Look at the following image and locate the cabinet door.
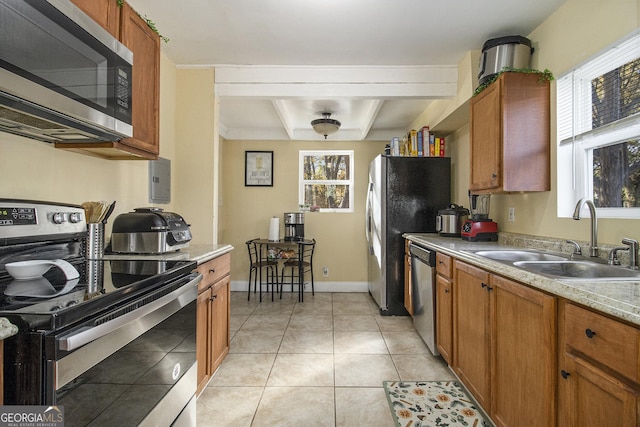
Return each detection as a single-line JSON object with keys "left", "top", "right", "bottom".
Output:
{"left": 559, "top": 355, "right": 639, "bottom": 427}
{"left": 491, "top": 275, "right": 557, "bottom": 427}
{"left": 435, "top": 274, "right": 453, "bottom": 364}
{"left": 470, "top": 81, "right": 501, "bottom": 191}
{"left": 210, "top": 276, "right": 230, "bottom": 373}
{"left": 454, "top": 261, "right": 491, "bottom": 410}
{"left": 119, "top": 2, "right": 160, "bottom": 156}
{"left": 196, "top": 287, "right": 212, "bottom": 395}
{"left": 69, "top": 0, "right": 119, "bottom": 37}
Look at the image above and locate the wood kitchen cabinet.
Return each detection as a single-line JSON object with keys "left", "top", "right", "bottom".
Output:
{"left": 454, "top": 260, "right": 492, "bottom": 410}
{"left": 58, "top": 1, "right": 160, "bottom": 160}
{"left": 435, "top": 253, "right": 453, "bottom": 364}
{"left": 68, "top": 0, "right": 119, "bottom": 37}
{"left": 196, "top": 253, "right": 231, "bottom": 395}
{"left": 490, "top": 274, "right": 556, "bottom": 427}
{"left": 469, "top": 72, "right": 550, "bottom": 193}
{"left": 558, "top": 301, "right": 640, "bottom": 426}
{"left": 453, "top": 260, "right": 557, "bottom": 426}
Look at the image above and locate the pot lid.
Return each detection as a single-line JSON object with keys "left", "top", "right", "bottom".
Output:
{"left": 438, "top": 204, "right": 469, "bottom": 215}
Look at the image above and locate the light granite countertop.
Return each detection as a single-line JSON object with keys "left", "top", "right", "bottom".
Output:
{"left": 404, "top": 233, "right": 640, "bottom": 327}
{"left": 0, "top": 317, "right": 19, "bottom": 340}
{"left": 103, "top": 243, "right": 234, "bottom": 265}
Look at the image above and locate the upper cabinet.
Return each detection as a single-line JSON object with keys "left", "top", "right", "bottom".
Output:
{"left": 469, "top": 73, "right": 550, "bottom": 193}
{"left": 67, "top": 0, "right": 119, "bottom": 37}
{"left": 58, "top": 1, "right": 160, "bottom": 160}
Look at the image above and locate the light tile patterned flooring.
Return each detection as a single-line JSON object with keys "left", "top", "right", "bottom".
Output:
{"left": 196, "top": 291, "right": 455, "bottom": 426}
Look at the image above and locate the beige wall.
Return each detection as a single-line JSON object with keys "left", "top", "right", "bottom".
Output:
{"left": 220, "top": 139, "right": 386, "bottom": 285}
{"left": 429, "top": 0, "right": 640, "bottom": 248}
{"left": 172, "top": 67, "right": 218, "bottom": 245}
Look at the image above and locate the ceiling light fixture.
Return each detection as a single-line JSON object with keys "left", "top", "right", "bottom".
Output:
{"left": 311, "top": 112, "right": 341, "bottom": 139}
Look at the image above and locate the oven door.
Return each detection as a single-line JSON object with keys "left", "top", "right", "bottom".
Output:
{"left": 51, "top": 272, "right": 201, "bottom": 426}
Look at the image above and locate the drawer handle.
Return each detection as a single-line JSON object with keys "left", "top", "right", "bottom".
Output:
{"left": 560, "top": 370, "right": 570, "bottom": 379}
{"left": 481, "top": 283, "right": 487, "bottom": 288}
{"left": 444, "top": 289, "right": 449, "bottom": 294}
{"left": 209, "top": 268, "right": 216, "bottom": 273}
{"left": 585, "top": 328, "right": 596, "bottom": 339}
{"left": 439, "top": 260, "right": 444, "bottom": 265}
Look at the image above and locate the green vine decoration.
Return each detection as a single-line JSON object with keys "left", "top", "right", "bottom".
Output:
{"left": 474, "top": 67, "right": 554, "bottom": 96}
{"left": 141, "top": 15, "right": 170, "bottom": 43}
{"left": 115, "top": 0, "right": 169, "bottom": 43}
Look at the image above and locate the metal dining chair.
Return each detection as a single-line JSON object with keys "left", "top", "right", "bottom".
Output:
{"left": 246, "top": 238, "right": 279, "bottom": 301}
{"left": 280, "top": 239, "right": 316, "bottom": 299}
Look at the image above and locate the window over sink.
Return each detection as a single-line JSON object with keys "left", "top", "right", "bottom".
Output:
{"left": 299, "top": 150, "right": 354, "bottom": 213}
{"left": 557, "top": 31, "right": 640, "bottom": 218}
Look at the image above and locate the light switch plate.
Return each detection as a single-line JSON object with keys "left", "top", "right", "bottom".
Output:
{"left": 149, "top": 157, "right": 171, "bottom": 204}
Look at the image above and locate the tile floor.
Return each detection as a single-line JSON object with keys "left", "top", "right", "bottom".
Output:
{"left": 196, "top": 291, "right": 456, "bottom": 426}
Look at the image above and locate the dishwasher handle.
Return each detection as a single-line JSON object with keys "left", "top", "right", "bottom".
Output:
{"left": 409, "top": 243, "right": 436, "bottom": 266}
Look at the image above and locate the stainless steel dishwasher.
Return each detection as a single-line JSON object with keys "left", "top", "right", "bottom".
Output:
{"left": 410, "top": 243, "right": 439, "bottom": 356}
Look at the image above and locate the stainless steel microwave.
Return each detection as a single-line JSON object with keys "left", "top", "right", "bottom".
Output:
{"left": 0, "top": 0, "right": 133, "bottom": 143}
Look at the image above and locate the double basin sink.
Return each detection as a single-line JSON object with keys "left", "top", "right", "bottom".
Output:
{"left": 470, "top": 249, "right": 640, "bottom": 281}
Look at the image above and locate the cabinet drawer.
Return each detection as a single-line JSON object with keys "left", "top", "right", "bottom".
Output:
{"left": 436, "top": 253, "right": 452, "bottom": 278}
{"left": 197, "top": 253, "right": 231, "bottom": 292}
{"left": 563, "top": 302, "right": 639, "bottom": 382}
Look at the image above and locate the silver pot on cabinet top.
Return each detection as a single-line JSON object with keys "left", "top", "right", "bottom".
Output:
{"left": 436, "top": 204, "right": 469, "bottom": 237}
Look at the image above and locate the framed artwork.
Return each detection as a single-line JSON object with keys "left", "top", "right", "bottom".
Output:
{"left": 245, "top": 151, "right": 273, "bottom": 186}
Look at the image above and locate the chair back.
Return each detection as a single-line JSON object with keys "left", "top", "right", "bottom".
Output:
{"left": 245, "top": 238, "right": 260, "bottom": 265}
{"left": 300, "top": 239, "right": 316, "bottom": 264}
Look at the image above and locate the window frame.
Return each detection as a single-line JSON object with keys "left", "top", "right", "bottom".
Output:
{"left": 556, "top": 30, "right": 640, "bottom": 219}
{"left": 298, "top": 150, "right": 354, "bottom": 213}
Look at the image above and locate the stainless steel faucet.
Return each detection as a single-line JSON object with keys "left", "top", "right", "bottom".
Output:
{"left": 622, "top": 238, "right": 639, "bottom": 270}
{"left": 573, "top": 198, "right": 598, "bottom": 257}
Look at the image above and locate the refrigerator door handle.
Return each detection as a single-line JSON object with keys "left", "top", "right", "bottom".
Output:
{"left": 365, "top": 182, "right": 373, "bottom": 253}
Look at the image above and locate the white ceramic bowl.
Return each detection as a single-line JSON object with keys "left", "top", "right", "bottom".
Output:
{"left": 5, "top": 260, "right": 53, "bottom": 280}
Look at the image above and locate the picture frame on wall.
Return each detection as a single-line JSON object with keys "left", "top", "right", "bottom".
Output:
{"left": 245, "top": 151, "right": 274, "bottom": 186}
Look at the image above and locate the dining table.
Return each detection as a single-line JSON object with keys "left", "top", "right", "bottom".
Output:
{"left": 253, "top": 238, "right": 314, "bottom": 302}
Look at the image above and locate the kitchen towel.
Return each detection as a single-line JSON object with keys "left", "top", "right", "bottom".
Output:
{"left": 268, "top": 216, "right": 280, "bottom": 241}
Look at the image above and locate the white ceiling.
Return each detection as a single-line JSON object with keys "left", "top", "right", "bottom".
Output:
{"left": 126, "top": 0, "right": 566, "bottom": 141}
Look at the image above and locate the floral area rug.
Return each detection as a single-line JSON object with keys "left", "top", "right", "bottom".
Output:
{"left": 383, "top": 381, "right": 489, "bottom": 427}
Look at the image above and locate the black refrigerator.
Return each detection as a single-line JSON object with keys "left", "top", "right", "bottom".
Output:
{"left": 365, "top": 154, "right": 451, "bottom": 315}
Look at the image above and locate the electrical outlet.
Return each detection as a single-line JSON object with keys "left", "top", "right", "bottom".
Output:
{"left": 508, "top": 207, "right": 516, "bottom": 222}
{"left": 322, "top": 266, "right": 329, "bottom": 277}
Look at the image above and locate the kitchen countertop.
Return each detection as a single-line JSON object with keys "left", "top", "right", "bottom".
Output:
{"left": 103, "top": 243, "right": 234, "bottom": 265}
{"left": 0, "top": 317, "right": 19, "bottom": 340}
{"left": 405, "top": 233, "right": 640, "bottom": 327}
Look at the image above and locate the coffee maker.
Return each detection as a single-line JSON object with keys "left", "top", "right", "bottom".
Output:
{"left": 284, "top": 212, "right": 305, "bottom": 241}
{"left": 461, "top": 191, "right": 498, "bottom": 241}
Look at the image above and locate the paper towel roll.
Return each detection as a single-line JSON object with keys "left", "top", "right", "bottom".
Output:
{"left": 268, "top": 217, "right": 280, "bottom": 241}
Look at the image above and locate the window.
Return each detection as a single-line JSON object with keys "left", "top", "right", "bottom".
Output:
{"left": 299, "top": 150, "right": 354, "bottom": 212}
{"left": 557, "top": 31, "right": 640, "bottom": 218}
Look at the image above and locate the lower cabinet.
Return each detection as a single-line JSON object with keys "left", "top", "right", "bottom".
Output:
{"left": 196, "top": 253, "right": 231, "bottom": 395}
{"left": 454, "top": 261, "right": 492, "bottom": 410}
{"left": 435, "top": 273, "right": 453, "bottom": 364}
{"left": 558, "top": 301, "right": 640, "bottom": 426}
{"left": 490, "top": 274, "right": 556, "bottom": 427}
{"left": 453, "top": 260, "right": 556, "bottom": 427}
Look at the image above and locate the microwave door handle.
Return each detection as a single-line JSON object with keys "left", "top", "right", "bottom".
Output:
{"left": 57, "top": 273, "right": 202, "bottom": 351}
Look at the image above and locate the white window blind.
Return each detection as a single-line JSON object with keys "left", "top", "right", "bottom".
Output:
{"left": 558, "top": 31, "right": 640, "bottom": 146}
{"left": 556, "top": 30, "right": 640, "bottom": 218}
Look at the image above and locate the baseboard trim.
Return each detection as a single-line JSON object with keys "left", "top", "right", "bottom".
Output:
{"left": 230, "top": 280, "right": 368, "bottom": 293}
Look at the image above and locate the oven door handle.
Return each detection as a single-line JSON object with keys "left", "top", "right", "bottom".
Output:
{"left": 57, "top": 272, "right": 202, "bottom": 351}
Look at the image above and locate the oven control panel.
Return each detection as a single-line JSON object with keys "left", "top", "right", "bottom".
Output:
{"left": 0, "top": 199, "right": 86, "bottom": 240}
